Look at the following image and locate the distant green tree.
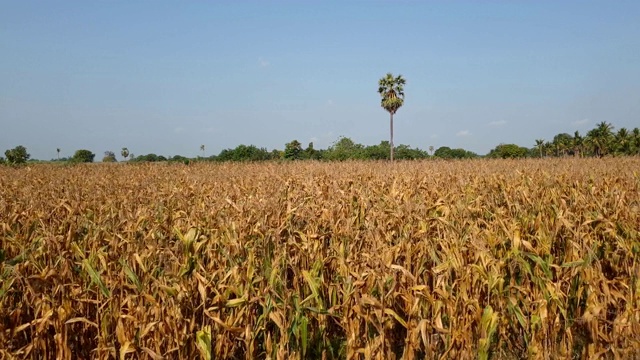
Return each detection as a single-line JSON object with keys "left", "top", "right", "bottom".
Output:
{"left": 394, "top": 144, "right": 429, "bottom": 160}
{"left": 102, "top": 151, "right": 117, "bottom": 162}
{"left": 72, "top": 149, "right": 95, "bottom": 163}
{"left": 0, "top": 157, "right": 5, "bottom": 165}
{"left": 633, "top": 128, "right": 640, "bottom": 155}
{"left": 270, "top": 149, "right": 283, "bottom": 160}
{"left": 217, "top": 149, "right": 232, "bottom": 161}
{"left": 5, "top": 145, "right": 30, "bottom": 165}
{"left": 57, "top": 148, "right": 61, "bottom": 160}
{"left": 132, "top": 153, "right": 169, "bottom": 162}
{"left": 552, "top": 133, "right": 573, "bottom": 156}
{"left": 363, "top": 141, "right": 390, "bottom": 160}
{"left": 543, "top": 141, "right": 552, "bottom": 158}
{"left": 359, "top": 142, "right": 428, "bottom": 160}
{"left": 433, "top": 146, "right": 452, "bottom": 158}
{"left": 526, "top": 147, "right": 540, "bottom": 158}
{"left": 487, "top": 144, "right": 528, "bottom": 159}
{"left": 216, "top": 145, "right": 272, "bottom": 162}
{"left": 169, "top": 155, "right": 189, "bottom": 164}
{"left": 378, "top": 73, "right": 406, "bottom": 161}
{"left": 615, "top": 128, "right": 631, "bottom": 155}
{"left": 121, "top": 147, "right": 130, "bottom": 161}
{"left": 453, "top": 148, "right": 477, "bottom": 159}
{"left": 535, "top": 139, "right": 545, "bottom": 158}
{"left": 572, "top": 131, "right": 584, "bottom": 157}
{"left": 586, "top": 121, "right": 614, "bottom": 157}
{"left": 284, "top": 140, "right": 303, "bottom": 160}
{"left": 200, "top": 145, "right": 205, "bottom": 157}
{"left": 434, "top": 146, "right": 477, "bottom": 159}
{"left": 325, "top": 137, "right": 365, "bottom": 161}
{"left": 304, "top": 142, "right": 322, "bottom": 160}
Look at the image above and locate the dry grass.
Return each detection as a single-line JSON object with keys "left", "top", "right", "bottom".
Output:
{"left": 1, "top": 158, "right": 639, "bottom": 359}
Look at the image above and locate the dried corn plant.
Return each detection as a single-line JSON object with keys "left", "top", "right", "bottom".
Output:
{"left": 1, "top": 158, "right": 639, "bottom": 359}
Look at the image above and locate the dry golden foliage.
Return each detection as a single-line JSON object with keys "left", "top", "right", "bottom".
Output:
{"left": 1, "top": 158, "right": 639, "bottom": 359}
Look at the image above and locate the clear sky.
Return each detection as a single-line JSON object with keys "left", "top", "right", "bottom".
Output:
{"left": 1, "top": 1, "right": 639, "bottom": 160}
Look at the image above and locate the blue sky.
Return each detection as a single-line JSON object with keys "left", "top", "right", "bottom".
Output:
{"left": 1, "top": 1, "right": 639, "bottom": 160}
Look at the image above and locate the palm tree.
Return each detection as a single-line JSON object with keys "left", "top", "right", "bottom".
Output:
{"left": 615, "top": 128, "right": 630, "bottom": 155}
{"left": 587, "top": 121, "right": 614, "bottom": 157}
{"left": 56, "top": 148, "right": 60, "bottom": 160}
{"left": 543, "top": 141, "right": 553, "bottom": 157}
{"left": 535, "top": 139, "right": 544, "bottom": 158}
{"left": 552, "top": 133, "right": 573, "bottom": 157}
{"left": 573, "top": 131, "right": 583, "bottom": 157}
{"left": 200, "top": 145, "right": 205, "bottom": 158}
{"left": 121, "top": 147, "right": 129, "bottom": 161}
{"left": 378, "top": 73, "right": 406, "bottom": 161}
{"left": 633, "top": 128, "right": 640, "bottom": 155}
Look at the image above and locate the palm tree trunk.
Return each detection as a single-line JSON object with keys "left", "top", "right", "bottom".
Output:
{"left": 390, "top": 112, "right": 394, "bottom": 161}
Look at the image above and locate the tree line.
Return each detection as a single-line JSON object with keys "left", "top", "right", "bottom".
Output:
{"left": 1, "top": 121, "right": 638, "bottom": 166}
{"left": 487, "top": 122, "right": 639, "bottom": 158}
{"left": 3, "top": 72, "right": 637, "bottom": 165}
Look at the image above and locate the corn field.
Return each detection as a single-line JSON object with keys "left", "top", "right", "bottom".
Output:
{"left": 1, "top": 158, "right": 639, "bottom": 359}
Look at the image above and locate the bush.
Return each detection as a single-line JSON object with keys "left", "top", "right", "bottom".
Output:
{"left": 102, "top": 151, "right": 117, "bottom": 163}
{"left": 132, "top": 154, "right": 170, "bottom": 162}
{"left": 72, "top": 150, "right": 95, "bottom": 163}
{"left": 4, "top": 146, "right": 30, "bottom": 165}
{"left": 434, "top": 146, "right": 478, "bottom": 159}
{"left": 487, "top": 144, "right": 529, "bottom": 159}
{"left": 216, "top": 145, "right": 272, "bottom": 162}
